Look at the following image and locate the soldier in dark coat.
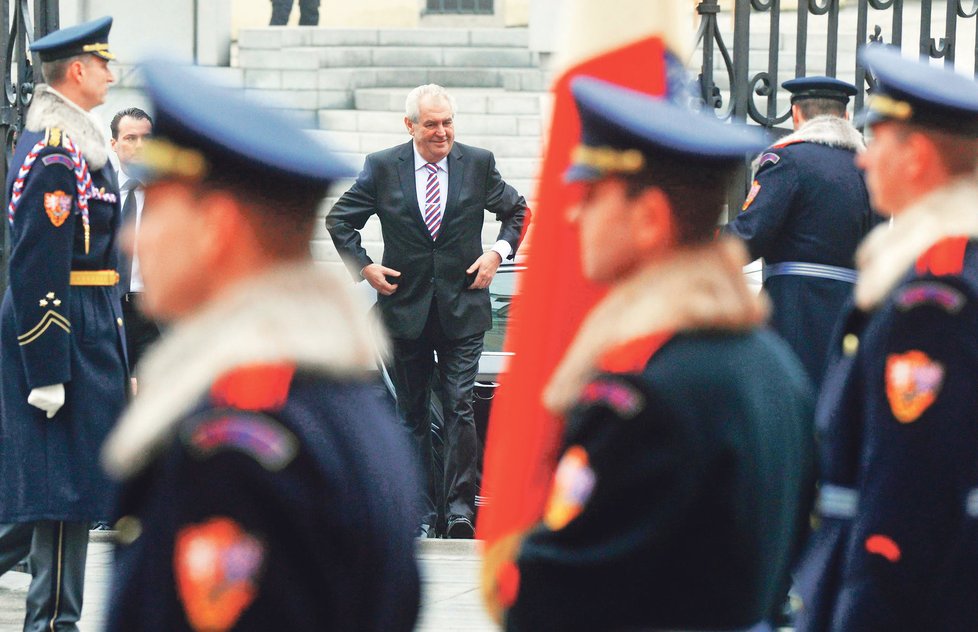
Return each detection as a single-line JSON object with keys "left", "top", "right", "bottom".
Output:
{"left": 484, "top": 74, "right": 816, "bottom": 631}
{"left": 795, "top": 46, "right": 978, "bottom": 631}
{"left": 725, "top": 76, "right": 881, "bottom": 384}
{"left": 100, "top": 57, "right": 421, "bottom": 632}
{"left": 0, "top": 17, "right": 127, "bottom": 632}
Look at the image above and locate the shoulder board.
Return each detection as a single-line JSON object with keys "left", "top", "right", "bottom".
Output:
{"left": 915, "top": 235, "right": 968, "bottom": 277}
{"left": 210, "top": 363, "right": 295, "bottom": 411}
{"left": 181, "top": 411, "right": 299, "bottom": 471}
{"left": 771, "top": 138, "right": 806, "bottom": 150}
{"left": 44, "top": 127, "right": 62, "bottom": 148}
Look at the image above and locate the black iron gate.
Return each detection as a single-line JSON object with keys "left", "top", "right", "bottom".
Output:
{"left": 0, "top": 0, "right": 58, "bottom": 292}
{"left": 695, "top": 0, "right": 978, "bottom": 216}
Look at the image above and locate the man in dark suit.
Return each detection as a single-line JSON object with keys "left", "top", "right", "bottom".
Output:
{"left": 111, "top": 106, "right": 161, "bottom": 376}
{"left": 326, "top": 84, "right": 529, "bottom": 538}
{"left": 725, "top": 76, "right": 881, "bottom": 385}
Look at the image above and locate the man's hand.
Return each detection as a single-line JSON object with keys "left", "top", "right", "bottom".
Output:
{"left": 362, "top": 263, "right": 401, "bottom": 296}
{"left": 28, "top": 383, "right": 65, "bottom": 419}
{"left": 466, "top": 251, "right": 502, "bottom": 290}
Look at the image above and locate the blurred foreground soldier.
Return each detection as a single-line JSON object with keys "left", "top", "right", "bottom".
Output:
{"left": 795, "top": 47, "right": 978, "bottom": 631}
{"left": 725, "top": 76, "right": 880, "bottom": 384}
{"left": 487, "top": 75, "right": 816, "bottom": 631}
{"left": 100, "top": 58, "right": 421, "bottom": 631}
{"left": 0, "top": 17, "right": 126, "bottom": 632}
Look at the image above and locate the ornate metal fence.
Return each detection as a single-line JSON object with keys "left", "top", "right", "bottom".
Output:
{"left": 695, "top": 0, "right": 978, "bottom": 216}
{"left": 0, "top": 0, "right": 57, "bottom": 291}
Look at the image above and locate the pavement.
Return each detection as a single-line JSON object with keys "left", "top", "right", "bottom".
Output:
{"left": 0, "top": 534, "right": 497, "bottom": 631}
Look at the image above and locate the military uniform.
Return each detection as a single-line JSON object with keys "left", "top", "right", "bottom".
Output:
{"left": 100, "top": 58, "right": 421, "bottom": 631}
{"left": 725, "top": 78, "right": 880, "bottom": 384}
{"left": 491, "top": 77, "right": 815, "bottom": 632}
{"left": 795, "top": 47, "right": 978, "bottom": 631}
{"left": 0, "top": 16, "right": 127, "bottom": 632}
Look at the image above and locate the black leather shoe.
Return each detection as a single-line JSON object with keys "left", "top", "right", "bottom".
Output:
{"left": 415, "top": 523, "right": 431, "bottom": 539}
{"left": 446, "top": 516, "right": 475, "bottom": 539}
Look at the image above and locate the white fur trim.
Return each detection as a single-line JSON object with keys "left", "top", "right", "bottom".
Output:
{"left": 25, "top": 84, "right": 109, "bottom": 169}
{"left": 855, "top": 178, "right": 978, "bottom": 310}
{"left": 102, "top": 263, "right": 388, "bottom": 480}
{"left": 542, "top": 239, "right": 768, "bottom": 414}
{"left": 765, "top": 115, "right": 865, "bottom": 162}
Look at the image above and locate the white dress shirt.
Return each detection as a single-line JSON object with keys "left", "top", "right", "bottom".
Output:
{"left": 118, "top": 167, "right": 145, "bottom": 292}
{"left": 412, "top": 145, "right": 512, "bottom": 261}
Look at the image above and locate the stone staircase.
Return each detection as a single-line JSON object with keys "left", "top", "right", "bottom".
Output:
{"left": 230, "top": 26, "right": 549, "bottom": 271}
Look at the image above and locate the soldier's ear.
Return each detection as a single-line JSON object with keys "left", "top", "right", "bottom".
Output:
{"left": 631, "top": 187, "right": 675, "bottom": 256}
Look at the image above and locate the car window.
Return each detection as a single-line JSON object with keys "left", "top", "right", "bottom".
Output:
{"left": 483, "top": 264, "right": 524, "bottom": 353}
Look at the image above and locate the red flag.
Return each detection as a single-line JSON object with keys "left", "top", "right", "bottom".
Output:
{"left": 478, "top": 4, "right": 692, "bottom": 547}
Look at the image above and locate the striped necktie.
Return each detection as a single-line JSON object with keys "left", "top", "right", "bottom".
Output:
{"left": 424, "top": 163, "right": 442, "bottom": 239}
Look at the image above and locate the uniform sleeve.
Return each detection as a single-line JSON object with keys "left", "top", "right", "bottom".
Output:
{"left": 723, "top": 151, "right": 799, "bottom": 261}
{"left": 325, "top": 156, "right": 379, "bottom": 280}
{"left": 838, "top": 278, "right": 978, "bottom": 628}
{"left": 8, "top": 147, "right": 78, "bottom": 389}
{"left": 506, "top": 374, "right": 699, "bottom": 630}
{"left": 483, "top": 152, "right": 529, "bottom": 259}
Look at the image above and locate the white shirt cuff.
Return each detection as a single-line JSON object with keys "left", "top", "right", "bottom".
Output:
{"left": 491, "top": 240, "right": 512, "bottom": 261}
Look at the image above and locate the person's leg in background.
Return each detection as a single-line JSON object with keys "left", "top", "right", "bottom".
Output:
{"left": 269, "top": 0, "right": 293, "bottom": 25}
{"left": 298, "top": 0, "right": 320, "bottom": 25}
{"left": 23, "top": 521, "right": 88, "bottom": 632}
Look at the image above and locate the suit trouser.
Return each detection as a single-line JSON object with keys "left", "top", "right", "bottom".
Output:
{"left": 0, "top": 521, "right": 88, "bottom": 632}
{"left": 121, "top": 293, "right": 161, "bottom": 373}
{"left": 269, "top": 0, "right": 320, "bottom": 25}
{"left": 390, "top": 301, "right": 482, "bottom": 527}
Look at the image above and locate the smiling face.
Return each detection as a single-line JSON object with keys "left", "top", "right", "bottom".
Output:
{"left": 405, "top": 96, "right": 455, "bottom": 163}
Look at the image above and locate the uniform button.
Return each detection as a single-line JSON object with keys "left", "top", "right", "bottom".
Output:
{"left": 116, "top": 317, "right": 124, "bottom": 327}
{"left": 843, "top": 333, "right": 859, "bottom": 356}
{"left": 114, "top": 515, "right": 143, "bottom": 545}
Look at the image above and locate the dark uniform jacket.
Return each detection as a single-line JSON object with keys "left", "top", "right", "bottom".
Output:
{"left": 101, "top": 265, "right": 421, "bottom": 632}
{"left": 725, "top": 116, "right": 881, "bottom": 384}
{"left": 0, "top": 85, "right": 127, "bottom": 523}
{"left": 496, "top": 241, "right": 815, "bottom": 631}
{"left": 326, "top": 140, "right": 529, "bottom": 340}
{"left": 796, "top": 179, "right": 978, "bottom": 631}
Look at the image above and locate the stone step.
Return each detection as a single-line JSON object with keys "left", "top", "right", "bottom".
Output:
{"left": 318, "top": 109, "right": 541, "bottom": 137}
{"left": 238, "top": 27, "right": 529, "bottom": 51}
{"left": 315, "top": 129, "right": 542, "bottom": 158}
{"left": 354, "top": 87, "right": 545, "bottom": 115}
{"left": 237, "top": 46, "right": 537, "bottom": 70}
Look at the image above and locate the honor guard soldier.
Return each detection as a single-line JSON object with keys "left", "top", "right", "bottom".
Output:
{"left": 0, "top": 17, "right": 127, "bottom": 632}
{"left": 795, "top": 47, "right": 978, "bottom": 631}
{"left": 486, "top": 72, "right": 816, "bottom": 631}
{"left": 100, "top": 57, "right": 421, "bottom": 632}
{"left": 725, "top": 76, "right": 881, "bottom": 384}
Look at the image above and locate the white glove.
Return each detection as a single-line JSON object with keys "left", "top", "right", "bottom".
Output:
{"left": 27, "top": 383, "right": 65, "bottom": 419}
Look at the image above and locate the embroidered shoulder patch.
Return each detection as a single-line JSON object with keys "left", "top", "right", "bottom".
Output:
{"left": 41, "top": 154, "right": 74, "bottom": 170}
{"left": 885, "top": 350, "right": 944, "bottom": 423}
{"left": 896, "top": 282, "right": 966, "bottom": 314}
{"left": 43, "top": 190, "right": 72, "bottom": 227}
{"left": 579, "top": 379, "right": 645, "bottom": 419}
{"left": 544, "top": 445, "right": 596, "bottom": 531}
{"left": 757, "top": 152, "right": 781, "bottom": 168}
{"left": 915, "top": 236, "right": 968, "bottom": 277}
{"left": 742, "top": 179, "right": 761, "bottom": 211}
{"left": 211, "top": 363, "right": 295, "bottom": 411}
{"left": 175, "top": 517, "right": 265, "bottom": 632}
{"left": 183, "top": 414, "right": 298, "bottom": 471}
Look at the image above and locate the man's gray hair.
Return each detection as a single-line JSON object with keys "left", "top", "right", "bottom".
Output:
{"left": 405, "top": 84, "right": 457, "bottom": 123}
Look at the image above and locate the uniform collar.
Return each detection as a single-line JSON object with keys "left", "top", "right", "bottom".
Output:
{"left": 24, "top": 84, "right": 109, "bottom": 169}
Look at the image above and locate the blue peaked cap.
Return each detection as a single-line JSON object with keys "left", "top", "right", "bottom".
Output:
{"left": 859, "top": 45, "right": 978, "bottom": 134}
{"left": 566, "top": 76, "right": 769, "bottom": 183}
{"left": 31, "top": 16, "right": 114, "bottom": 62}
{"left": 134, "top": 57, "right": 353, "bottom": 194}
{"left": 783, "top": 76, "right": 857, "bottom": 103}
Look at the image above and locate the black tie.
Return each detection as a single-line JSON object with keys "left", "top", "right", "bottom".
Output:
{"left": 119, "top": 179, "right": 141, "bottom": 292}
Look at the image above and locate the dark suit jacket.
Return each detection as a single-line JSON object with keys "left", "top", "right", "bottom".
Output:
{"left": 326, "top": 141, "right": 528, "bottom": 340}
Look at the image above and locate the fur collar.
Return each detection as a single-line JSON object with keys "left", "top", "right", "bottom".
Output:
{"left": 25, "top": 84, "right": 109, "bottom": 169}
{"left": 770, "top": 115, "right": 866, "bottom": 154}
{"left": 855, "top": 177, "right": 978, "bottom": 310}
{"left": 543, "top": 239, "right": 768, "bottom": 414}
{"left": 102, "top": 263, "right": 387, "bottom": 480}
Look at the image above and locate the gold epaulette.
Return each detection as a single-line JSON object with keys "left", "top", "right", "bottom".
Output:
{"left": 45, "top": 127, "right": 63, "bottom": 148}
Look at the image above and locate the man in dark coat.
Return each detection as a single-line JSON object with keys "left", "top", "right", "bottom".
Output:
{"left": 100, "top": 57, "right": 421, "bottom": 632}
{"left": 795, "top": 46, "right": 978, "bottom": 632}
{"left": 326, "top": 84, "right": 529, "bottom": 538}
{"left": 0, "top": 17, "right": 127, "bottom": 631}
{"left": 269, "top": 0, "right": 319, "bottom": 25}
{"left": 485, "top": 73, "right": 815, "bottom": 631}
{"left": 725, "top": 76, "right": 881, "bottom": 384}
